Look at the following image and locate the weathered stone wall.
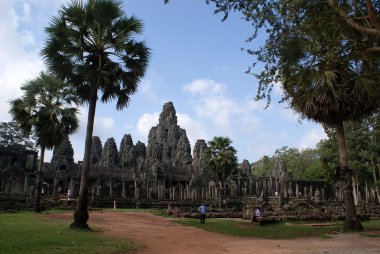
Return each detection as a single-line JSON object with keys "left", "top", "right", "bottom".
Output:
{"left": 242, "top": 197, "right": 380, "bottom": 220}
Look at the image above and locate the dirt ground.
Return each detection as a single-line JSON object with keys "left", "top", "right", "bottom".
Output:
{"left": 47, "top": 211, "right": 380, "bottom": 254}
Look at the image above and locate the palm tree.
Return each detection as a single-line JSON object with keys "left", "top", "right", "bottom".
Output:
{"left": 205, "top": 137, "right": 237, "bottom": 208}
{"left": 278, "top": 4, "right": 380, "bottom": 231}
{"left": 41, "top": 0, "right": 150, "bottom": 229}
{"left": 9, "top": 72, "right": 79, "bottom": 212}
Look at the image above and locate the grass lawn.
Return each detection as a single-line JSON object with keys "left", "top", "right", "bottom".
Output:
{"left": 0, "top": 211, "right": 138, "bottom": 254}
{"left": 159, "top": 212, "right": 380, "bottom": 239}
{"left": 361, "top": 219, "right": 380, "bottom": 238}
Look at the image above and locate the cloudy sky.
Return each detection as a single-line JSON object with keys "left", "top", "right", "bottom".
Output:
{"left": 1, "top": 0, "right": 326, "bottom": 163}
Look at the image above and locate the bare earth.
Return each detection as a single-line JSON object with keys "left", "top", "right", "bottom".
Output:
{"left": 47, "top": 211, "right": 380, "bottom": 254}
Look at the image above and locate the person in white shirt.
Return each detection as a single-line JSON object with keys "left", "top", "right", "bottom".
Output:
{"left": 252, "top": 208, "right": 262, "bottom": 222}
{"left": 198, "top": 203, "right": 208, "bottom": 224}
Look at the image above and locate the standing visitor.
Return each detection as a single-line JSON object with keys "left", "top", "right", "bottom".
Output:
{"left": 198, "top": 203, "right": 208, "bottom": 224}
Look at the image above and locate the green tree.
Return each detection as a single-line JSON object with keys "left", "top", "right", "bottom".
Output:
{"left": 326, "top": 0, "right": 380, "bottom": 53}
{"left": 280, "top": 5, "right": 380, "bottom": 231}
{"left": 41, "top": 0, "right": 150, "bottom": 229}
{"left": 368, "top": 113, "right": 380, "bottom": 202}
{"left": 251, "top": 155, "right": 274, "bottom": 177}
{"left": 302, "top": 163, "right": 324, "bottom": 181}
{"left": 207, "top": 0, "right": 380, "bottom": 232}
{"left": 205, "top": 136, "right": 237, "bottom": 208}
{"left": 319, "top": 120, "right": 379, "bottom": 202}
{"left": 9, "top": 72, "right": 79, "bottom": 212}
{"left": 252, "top": 147, "right": 321, "bottom": 179}
{"left": 0, "top": 121, "right": 34, "bottom": 149}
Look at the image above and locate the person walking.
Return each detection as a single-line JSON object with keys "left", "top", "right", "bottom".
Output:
{"left": 198, "top": 203, "right": 208, "bottom": 224}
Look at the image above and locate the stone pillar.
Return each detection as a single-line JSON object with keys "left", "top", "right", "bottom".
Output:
{"left": 122, "top": 180, "right": 126, "bottom": 199}
{"left": 269, "top": 177, "right": 273, "bottom": 196}
{"left": 23, "top": 174, "right": 29, "bottom": 193}
{"left": 69, "top": 178, "right": 75, "bottom": 193}
{"left": 321, "top": 188, "right": 325, "bottom": 201}
{"left": 134, "top": 180, "right": 139, "bottom": 199}
{"left": 304, "top": 186, "right": 308, "bottom": 198}
{"left": 180, "top": 185, "right": 183, "bottom": 200}
{"left": 53, "top": 178, "right": 59, "bottom": 196}
{"left": 288, "top": 182, "right": 293, "bottom": 198}
{"left": 275, "top": 179, "right": 279, "bottom": 194}
{"left": 249, "top": 177, "right": 253, "bottom": 197}
{"left": 255, "top": 180, "right": 259, "bottom": 196}
{"left": 284, "top": 184, "right": 288, "bottom": 198}
{"left": 96, "top": 179, "right": 101, "bottom": 196}
{"left": 309, "top": 186, "right": 313, "bottom": 199}
{"left": 295, "top": 183, "right": 299, "bottom": 198}
{"left": 109, "top": 179, "right": 113, "bottom": 198}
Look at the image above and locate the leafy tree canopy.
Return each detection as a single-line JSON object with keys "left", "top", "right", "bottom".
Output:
{"left": 0, "top": 122, "right": 34, "bottom": 149}
{"left": 205, "top": 136, "right": 238, "bottom": 182}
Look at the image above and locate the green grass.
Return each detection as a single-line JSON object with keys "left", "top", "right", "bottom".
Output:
{"left": 172, "top": 218, "right": 342, "bottom": 239}
{"left": 171, "top": 216, "right": 380, "bottom": 239}
{"left": 0, "top": 212, "right": 138, "bottom": 254}
{"left": 102, "top": 208, "right": 154, "bottom": 212}
{"left": 360, "top": 220, "right": 380, "bottom": 238}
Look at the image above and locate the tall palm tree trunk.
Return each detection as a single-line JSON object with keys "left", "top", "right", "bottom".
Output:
{"left": 34, "top": 145, "right": 45, "bottom": 212}
{"left": 71, "top": 87, "right": 97, "bottom": 229}
{"left": 336, "top": 121, "right": 363, "bottom": 231}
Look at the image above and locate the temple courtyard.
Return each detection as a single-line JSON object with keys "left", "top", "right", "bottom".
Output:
{"left": 45, "top": 211, "right": 380, "bottom": 254}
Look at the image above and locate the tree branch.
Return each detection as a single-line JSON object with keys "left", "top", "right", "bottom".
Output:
{"left": 327, "top": 0, "right": 380, "bottom": 37}
{"left": 365, "top": 0, "right": 380, "bottom": 31}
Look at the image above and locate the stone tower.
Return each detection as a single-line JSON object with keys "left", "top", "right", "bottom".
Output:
{"left": 146, "top": 102, "right": 192, "bottom": 167}
{"left": 99, "top": 137, "right": 118, "bottom": 167}
{"left": 119, "top": 134, "right": 147, "bottom": 169}
{"left": 119, "top": 134, "right": 134, "bottom": 168}
{"left": 90, "top": 136, "right": 102, "bottom": 165}
{"left": 146, "top": 102, "right": 192, "bottom": 180}
{"left": 192, "top": 139, "right": 208, "bottom": 175}
{"left": 239, "top": 159, "right": 251, "bottom": 176}
{"left": 50, "top": 137, "right": 75, "bottom": 172}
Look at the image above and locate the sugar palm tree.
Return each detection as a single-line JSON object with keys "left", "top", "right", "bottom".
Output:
{"left": 41, "top": 0, "right": 150, "bottom": 229}
{"left": 279, "top": 4, "right": 380, "bottom": 231}
{"left": 9, "top": 72, "right": 79, "bottom": 212}
{"left": 205, "top": 137, "right": 237, "bottom": 208}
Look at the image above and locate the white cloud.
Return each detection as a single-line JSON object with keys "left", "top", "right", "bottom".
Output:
{"left": 96, "top": 116, "right": 115, "bottom": 130}
{"left": 0, "top": 1, "right": 63, "bottom": 122}
{"left": 299, "top": 127, "right": 326, "bottom": 149}
{"left": 273, "top": 81, "right": 283, "bottom": 95}
{"left": 177, "top": 112, "right": 208, "bottom": 148}
{"left": 140, "top": 79, "right": 159, "bottom": 102}
{"left": 195, "top": 97, "right": 241, "bottom": 128}
{"left": 278, "top": 106, "right": 300, "bottom": 122}
{"left": 183, "top": 79, "right": 223, "bottom": 94}
{"left": 184, "top": 79, "right": 262, "bottom": 131}
{"left": 247, "top": 99, "right": 267, "bottom": 111}
{"left": 136, "top": 112, "right": 160, "bottom": 141}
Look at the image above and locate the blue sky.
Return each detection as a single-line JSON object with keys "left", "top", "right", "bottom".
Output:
{"left": 0, "top": 0, "right": 326, "bottom": 163}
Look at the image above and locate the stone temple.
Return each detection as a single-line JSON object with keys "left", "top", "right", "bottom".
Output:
{"left": 1, "top": 102, "right": 379, "bottom": 219}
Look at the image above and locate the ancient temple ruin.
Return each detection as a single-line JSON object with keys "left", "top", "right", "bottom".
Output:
{"left": 1, "top": 102, "right": 379, "bottom": 218}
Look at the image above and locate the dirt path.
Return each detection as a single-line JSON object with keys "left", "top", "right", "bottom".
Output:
{"left": 48, "top": 211, "right": 380, "bottom": 254}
